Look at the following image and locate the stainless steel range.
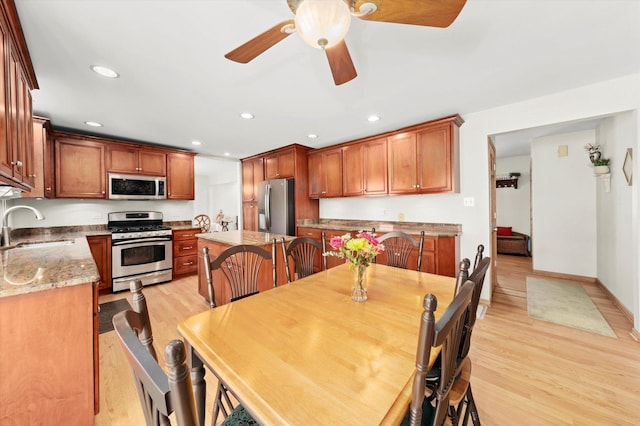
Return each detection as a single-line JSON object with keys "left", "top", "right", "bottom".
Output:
{"left": 108, "top": 211, "right": 173, "bottom": 292}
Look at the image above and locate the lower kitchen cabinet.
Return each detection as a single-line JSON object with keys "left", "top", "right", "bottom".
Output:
{"left": 0, "top": 282, "right": 98, "bottom": 423}
{"left": 87, "top": 234, "right": 112, "bottom": 293}
{"left": 173, "top": 228, "right": 199, "bottom": 277}
{"left": 297, "top": 227, "right": 358, "bottom": 270}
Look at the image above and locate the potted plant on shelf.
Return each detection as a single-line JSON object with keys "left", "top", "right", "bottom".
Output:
{"left": 593, "top": 158, "right": 610, "bottom": 175}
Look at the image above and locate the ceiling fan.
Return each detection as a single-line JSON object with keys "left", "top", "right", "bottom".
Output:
{"left": 224, "top": 0, "right": 468, "bottom": 85}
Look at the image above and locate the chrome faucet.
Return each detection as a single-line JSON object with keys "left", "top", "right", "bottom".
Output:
{"left": 2, "top": 205, "right": 45, "bottom": 247}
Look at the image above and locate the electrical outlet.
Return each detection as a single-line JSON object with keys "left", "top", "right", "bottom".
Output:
{"left": 463, "top": 197, "right": 475, "bottom": 207}
{"left": 398, "top": 212, "right": 405, "bottom": 221}
{"left": 381, "top": 209, "right": 388, "bottom": 217}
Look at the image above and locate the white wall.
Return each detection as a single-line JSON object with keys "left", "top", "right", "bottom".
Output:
{"left": 5, "top": 155, "right": 241, "bottom": 229}
{"left": 531, "top": 130, "right": 597, "bottom": 276}
{"left": 496, "top": 156, "right": 531, "bottom": 235}
{"left": 321, "top": 72, "right": 640, "bottom": 330}
{"left": 596, "top": 113, "right": 635, "bottom": 312}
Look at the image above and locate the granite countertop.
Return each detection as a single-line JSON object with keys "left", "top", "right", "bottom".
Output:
{"left": 296, "top": 219, "right": 461, "bottom": 237}
{"left": 0, "top": 236, "right": 100, "bottom": 298}
{"left": 196, "top": 230, "right": 295, "bottom": 246}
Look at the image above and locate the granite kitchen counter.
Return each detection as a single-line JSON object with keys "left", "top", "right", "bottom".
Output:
{"left": 296, "top": 219, "right": 461, "bottom": 236}
{"left": 196, "top": 230, "right": 295, "bottom": 246}
{"left": 0, "top": 236, "right": 100, "bottom": 298}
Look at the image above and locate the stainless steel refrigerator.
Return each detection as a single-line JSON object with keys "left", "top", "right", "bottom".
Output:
{"left": 257, "top": 178, "right": 295, "bottom": 236}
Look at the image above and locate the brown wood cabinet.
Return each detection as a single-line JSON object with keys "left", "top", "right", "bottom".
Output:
{"left": 297, "top": 227, "right": 357, "bottom": 270}
{"left": 264, "top": 148, "right": 295, "bottom": 179}
{"left": 0, "top": 3, "right": 37, "bottom": 191}
{"left": 22, "top": 116, "right": 54, "bottom": 198}
{"left": 87, "top": 234, "right": 112, "bottom": 294}
{"left": 242, "top": 157, "right": 263, "bottom": 202}
{"left": 241, "top": 144, "right": 318, "bottom": 232}
{"left": 173, "top": 228, "right": 199, "bottom": 277}
{"left": 0, "top": 283, "right": 97, "bottom": 424}
{"left": 308, "top": 148, "right": 342, "bottom": 198}
{"left": 342, "top": 137, "right": 388, "bottom": 196}
{"left": 55, "top": 136, "right": 106, "bottom": 198}
{"left": 167, "top": 152, "right": 195, "bottom": 200}
{"left": 106, "top": 144, "right": 166, "bottom": 176}
{"left": 309, "top": 114, "right": 463, "bottom": 198}
{"left": 242, "top": 202, "right": 258, "bottom": 232}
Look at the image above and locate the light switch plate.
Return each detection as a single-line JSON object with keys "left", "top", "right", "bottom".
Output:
{"left": 463, "top": 197, "right": 475, "bottom": 207}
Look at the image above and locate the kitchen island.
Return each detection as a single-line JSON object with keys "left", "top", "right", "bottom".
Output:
{"left": 196, "top": 230, "right": 294, "bottom": 306}
{"left": 0, "top": 237, "right": 100, "bottom": 425}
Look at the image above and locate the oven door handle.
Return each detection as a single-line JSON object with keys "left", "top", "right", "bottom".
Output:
{"left": 112, "top": 236, "right": 173, "bottom": 246}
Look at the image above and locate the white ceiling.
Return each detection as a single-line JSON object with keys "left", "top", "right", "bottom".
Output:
{"left": 14, "top": 0, "right": 640, "bottom": 160}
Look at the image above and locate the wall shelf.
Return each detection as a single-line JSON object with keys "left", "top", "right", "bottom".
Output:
{"left": 496, "top": 177, "right": 518, "bottom": 189}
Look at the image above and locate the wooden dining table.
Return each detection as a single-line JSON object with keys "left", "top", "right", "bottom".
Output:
{"left": 178, "top": 263, "right": 456, "bottom": 426}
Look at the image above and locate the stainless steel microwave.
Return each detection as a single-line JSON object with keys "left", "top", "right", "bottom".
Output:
{"left": 108, "top": 173, "right": 167, "bottom": 200}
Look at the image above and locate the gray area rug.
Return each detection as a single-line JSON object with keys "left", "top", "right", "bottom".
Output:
{"left": 99, "top": 298, "right": 132, "bottom": 334}
{"left": 526, "top": 277, "right": 616, "bottom": 338}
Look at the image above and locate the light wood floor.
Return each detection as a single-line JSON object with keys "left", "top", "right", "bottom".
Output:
{"left": 95, "top": 263, "right": 640, "bottom": 425}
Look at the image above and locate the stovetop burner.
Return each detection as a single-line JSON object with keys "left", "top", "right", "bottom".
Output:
{"left": 110, "top": 225, "right": 171, "bottom": 233}
{"left": 107, "top": 211, "right": 172, "bottom": 240}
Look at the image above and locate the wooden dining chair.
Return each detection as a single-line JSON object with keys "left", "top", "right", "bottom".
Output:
{"left": 113, "top": 309, "right": 199, "bottom": 426}
{"left": 403, "top": 281, "right": 474, "bottom": 426}
{"left": 376, "top": 231, "right": 425, "bottom": 271}
{"left": 281, "top": 234, "right": 327, "bottom": 282}
{"left": 201, "top": 243, "right": 274, "bottom": 425}
{"left": 202, "top": 241, "right": 276, "bottom": 309}
{"left": 427, "top": 256, "right": 490, "bottom": 425}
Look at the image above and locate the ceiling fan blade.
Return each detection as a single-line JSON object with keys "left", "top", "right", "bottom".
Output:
{"left": 354, "top": 0, "right": 467, "bottom": 28}
{"left": 325, "top": 40, "right": 357, "bottom": 86}
{"left": 225, "top": 20, "right": 295, "bottom": 63}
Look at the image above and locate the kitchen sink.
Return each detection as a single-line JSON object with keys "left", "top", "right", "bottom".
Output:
{"left": 14, "top": 239, "right": 75, "bottom": 249}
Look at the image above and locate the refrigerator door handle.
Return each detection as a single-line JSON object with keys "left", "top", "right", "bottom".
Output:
{"left": 265, "top": 183, "right": 271, "bottom": 231}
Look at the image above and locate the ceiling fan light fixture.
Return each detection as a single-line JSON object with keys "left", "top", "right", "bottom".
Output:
{"left": 295, "top": 0, "right": 351, "bottom": 49}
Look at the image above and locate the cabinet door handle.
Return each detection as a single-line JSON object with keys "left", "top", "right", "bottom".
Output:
{"left": 182, "top": 261, "right": 194, "bottom": 266}
{"left": 182, "top": 234, "right": 193, "bottom": 238}
{"left": 182, "top": 246, "right": 193, "bottom": 250}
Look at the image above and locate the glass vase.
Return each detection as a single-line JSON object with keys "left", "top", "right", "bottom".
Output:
{"left": 351, "top": 264, "right": 368, "bottom": 302}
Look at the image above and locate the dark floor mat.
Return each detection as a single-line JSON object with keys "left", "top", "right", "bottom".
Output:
{"left": 98, "top": 298, "right": 132, "bottom": 334}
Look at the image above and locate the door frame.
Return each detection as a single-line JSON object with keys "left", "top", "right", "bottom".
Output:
{"left": 488, "top": 138, "right": 498, "bottom": 303}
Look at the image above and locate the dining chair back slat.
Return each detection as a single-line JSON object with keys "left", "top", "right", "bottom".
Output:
{"left": 129, "top": 278, "right": 157, "bottom": 360}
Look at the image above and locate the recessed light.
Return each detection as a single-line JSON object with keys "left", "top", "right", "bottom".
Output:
{"left": 224, "top": 152, "right": 230, "bottom": 157}
{"left": 307, "top": 134, "right": 318, "bottom": 139}
{"left": 84, "top": 121, "right": 103, "bottom": 127}
{"left": 367, "top": 115, "right": 381, "bottom": 122}
{"left": 90, "top": 65, "right": 119, "bottom": 78}
{"left": 191, "top": 140, "right": 202, "bottom": 146}
{"left": 240, "top": 112, "right": 254, "bottom": 120}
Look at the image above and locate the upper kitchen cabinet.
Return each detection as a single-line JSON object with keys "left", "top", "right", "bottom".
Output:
{"left": 388, "top": 115, "right": 463, "bottom": 194}
{"left": 55, "top": 136, "right": 106, "bottom": 198}
{"left": 308, "top": 148, "right": 342, "bottom": 198}
{"left": 106, "top": 144, "right": 166, "bottom": 176}
{"left": 264, "top": 148, "right": 295, "bottom": 179}
{"left": 167, "top": 151, "right": 195, "bottom": 200}
{"left": 342, "top": 137, "right": 388, "bottom": 196}
{"left": 22, "top": 116, "right": 53, "bottom": 198}
{"left": 241, "top": 156, "right": 263, "bottom": 202}
{"left": 0, "top": 1, "right": 38, "bottom": 191}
